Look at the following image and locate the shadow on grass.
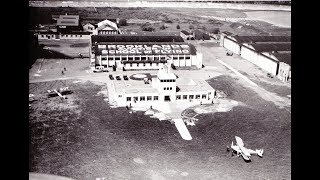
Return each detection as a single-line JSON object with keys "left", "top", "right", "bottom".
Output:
{"left": 37, "top": 48, "right": 74, "bottom": 59}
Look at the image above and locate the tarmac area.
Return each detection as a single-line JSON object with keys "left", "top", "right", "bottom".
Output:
{"left": 29, "top": 39, "right": 291, "bottom": 180}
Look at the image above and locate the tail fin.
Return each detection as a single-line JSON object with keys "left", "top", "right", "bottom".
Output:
{"left": 256, "top": 149, "right": 264, "bottom": 157}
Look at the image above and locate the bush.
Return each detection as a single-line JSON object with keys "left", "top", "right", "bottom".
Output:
{"left": 160, "top": 24, "right": 166, "bottom": 30}
{"left": 176, "top": 25, "right": 180, "bottom": 29}
{"left": 189, "top": 24, "right": 194, "bottom": 29}
{"left": 211, "top": 28, "right": 220, "bottom": 34}
{"left": 119, "top": 19, "right": 127, "bottom": 26}
{"left": 141, "top": 22, "right": 155, "bottom": 32}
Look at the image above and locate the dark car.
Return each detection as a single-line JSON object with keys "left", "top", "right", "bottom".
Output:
{"left": 116, "top": 76, "right": 121, "bottom": 80}
{"left": 109, "top": 74, "right": 114, "bottom": 80}
{"left": 123, "top": 75, "right": 129, "bottom": 80}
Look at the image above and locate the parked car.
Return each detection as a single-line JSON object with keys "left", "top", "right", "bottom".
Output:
{"left": 116, "top": 76, "right": 121, "bottom": 80}
{"left": 123, "top": 75, "right": 129, "bottom": 80}
{"left": 93, "top": 66, "right": 108, "bottom": 73}
{"left": 226, "top": 52, "right": 233, "bottom": 56}
{"left": 109, "top": 74, "right": 114, "bottom": 80}
{"left": 267, "top": 73, "right": 274, "bottom": 78}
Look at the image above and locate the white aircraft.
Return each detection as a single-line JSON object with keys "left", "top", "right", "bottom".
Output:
{"left": 227, "top": 136, "right": 264, "bottom": 162}
{"left": 47, "top": 87, "right": 72, "bottom": 99}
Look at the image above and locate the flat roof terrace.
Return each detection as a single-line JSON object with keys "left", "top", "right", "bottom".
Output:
{"left": 113, "top": 79, "right": 158, "bottom": 95}
{"left": 176, "top": 78, "right": 214, "bottom": 93}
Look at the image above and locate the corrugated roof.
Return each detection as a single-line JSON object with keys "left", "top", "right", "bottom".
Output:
{"left": 248, "top": 43, "right": 291, "bottom": 53}
{"left": 57, "top": 15, "right": 79, "bottom": 26}
{"left": 232, "top": 35, "right": 291, "bottom": 44}
{"left": 222, "top": 31, "right": 233, "bottom": 36}
{"left": 91, "top": 35, "right": 184, "bottom": 43}
{"left": 181, "top": 30, "right": 191, "bottom": 35}
{"left": 38, "top": 31, "right": 91, "bottom": 35}
{"left": 272, "top": 53, "right": 291, "bottom": 66}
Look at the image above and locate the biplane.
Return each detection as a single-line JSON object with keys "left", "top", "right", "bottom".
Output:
{"left": 227, "top": 136, "right": 264, "bottom": 162}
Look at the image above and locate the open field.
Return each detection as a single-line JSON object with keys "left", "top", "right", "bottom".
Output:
{"left": 29, "top": 74, "right": 290, "bottom": 179}
{"left": 29, "top": 38, "right": 291, "bottom": 180}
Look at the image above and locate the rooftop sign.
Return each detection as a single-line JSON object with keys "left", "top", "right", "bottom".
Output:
{"left": 99, "top": 44, "right": 191, "bottom": 55}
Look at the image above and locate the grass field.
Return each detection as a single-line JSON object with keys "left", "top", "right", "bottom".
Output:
{"left": 29, "top": 74, "right": 290, "bottom": 180}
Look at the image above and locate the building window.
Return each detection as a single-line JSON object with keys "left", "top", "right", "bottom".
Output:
{"left": 134, "top": 97, "right": 138, "bottom": 102}
{"left": 118, "top": 95, "right": 122, "bottom": 98}
{"left": 154, "top": 96, "right": 158, "bottom": 101}
{"left": 164, "top": 87, "right": 166, "bottom": 90}
{"left": 186, "top": 56, "right": 191, "bottom": 60}
{"left": 143, "top": 63, "right": 146, "bottom": 66}
{"left": 160, "top": 80, "right": 163, "bottom": 82}
{"left": 41, "top": 35, "right": 44, "bottom": 37}
{"left": 147, "top": 96, "right": 152, "bottom": 101}
{"left": 130, "top": 63, "right": 132, "bottom": 67}
{"left": 156, "top": 63, "right": 159, "bottom": 66}
{"left": 173, "top": 80, "right": 175, "bottom": 82}
{"left": 80, "top": 35, "right": 82, "bottom": 37}
{"left": 66, "top": 35, "right": 68, "bottom": 37}
{"left": 196, "top": 95, "right": 200, "bottom": 99}
{"left": 127, "top": 97, "right": 131, "bottom": 101}
{"left": 169, "top": 87, "right": 172, "bottom": 90}
{"left": 140, "top": 96, "right": 145, "bottom": 101}
{"left": 202, "top": 94, "right": 206, "bottom": 99}
{"left": 176, "top": 95, "right": 181, "bottom": 100}
{"left": 189, "top": 95, "right": 194, "bottom": 99}
{"left": 183, "top": 95, "right": 187, "bottom": 100}
{"left": 150, "top": 63, "right": 152, "bottom": 66}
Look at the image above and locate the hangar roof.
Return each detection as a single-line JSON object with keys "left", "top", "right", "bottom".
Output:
{"left": 91, "top": 35, "right": 184, "bottom": 43}
{"left": 271, "top": 53, "right": 291, "bottom": 66}
{"left": 231, "top": 35, "right": 291, "bottom": 44}
{"left": 181, "top": 30, "right": 191, "bottom": 35}
{"left": 93, "top": 42, "right": 197, "bottom": 56}
{"left": 246, "top": 43, "right": 291, "bottom": 53}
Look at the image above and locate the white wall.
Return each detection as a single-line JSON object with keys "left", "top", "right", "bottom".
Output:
{"left": 241, "top": 46, "right": 278, "bottom": 75}
{"left": 257, "top": 54, "right": 278, "bottom": 75}
{"left": 241, "top": 46, "right": 259, "bottom": 64}
{"left": 223, "top": 38, "right": 241, "bottom": 54}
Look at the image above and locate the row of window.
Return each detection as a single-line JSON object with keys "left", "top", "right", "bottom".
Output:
{"left": 125, "top": 94, "right": 208, "bottom": 102}
{"left": 100, "top": 56, "right": 191, "bottom": 61}
{"left": 41, "top": 34, "right": 83, "bottom": 38}
{"left": 126, "top": 62, "right": 165, "bottom": 67}
{"left": 176, "top": 94, "right": 207, "bottom": 100}
{"left": 99, "top": 31, "right": 118, "bottom": 34}
{"left": 127, "top": 96, "right": 158, "bottom": 102}
{"left": 160, "top": 79, "right": 175, "bottom": 82}
{"left": 163, "top": 87, "right": 173, "bottom": 90}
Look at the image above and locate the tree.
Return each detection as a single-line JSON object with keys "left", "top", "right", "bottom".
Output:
{"left": 176, "top": 24, "right": 180, "bottom": 29}
{"left": 119, "top": 19, "right": 127, "bottom": 26}
{"left": 160, "top": 24, "right": 166, "bottom": 30}
{"left": 141, "top": 22, "right": 155, "bottom": 32}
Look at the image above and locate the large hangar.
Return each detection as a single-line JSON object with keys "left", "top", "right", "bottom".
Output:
{"left": 90, "top": 35, "right": 203, "bottom": 70}
{"left": 240, "top": 42, "right": 291, "bottom": 75}
{"left": 221, "top": 34, "right": 291, "bottom": 81}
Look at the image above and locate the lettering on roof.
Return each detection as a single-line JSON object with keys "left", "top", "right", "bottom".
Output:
{"left": 100, "top": 44, "right": 190, "bottom": 55}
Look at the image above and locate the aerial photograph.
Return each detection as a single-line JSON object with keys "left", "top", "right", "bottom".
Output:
{"left": 29, "top": 0, "right": 291, "bottom": 179}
